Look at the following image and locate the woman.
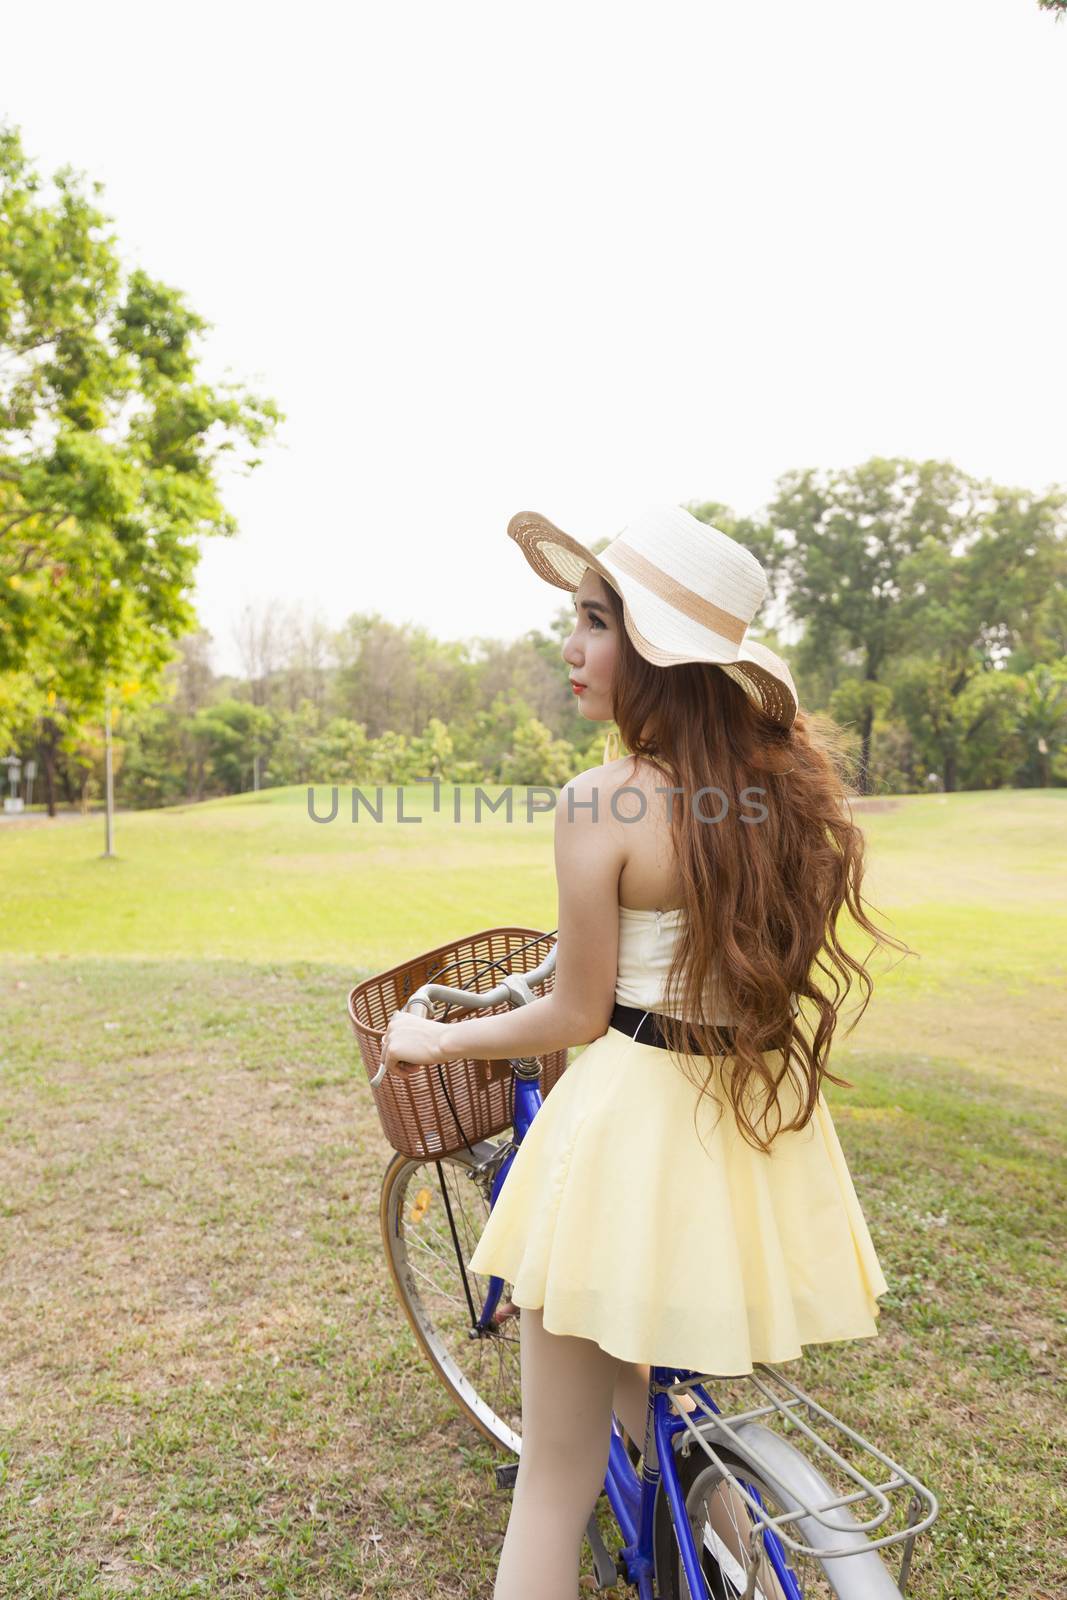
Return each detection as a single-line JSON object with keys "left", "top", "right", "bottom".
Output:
{"left": 381, "top": 504, "right": 908, "bottom": 1599}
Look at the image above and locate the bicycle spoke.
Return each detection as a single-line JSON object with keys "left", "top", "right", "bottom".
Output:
{"left": 405, "top": 1257, "right": 469, "bottom": 1306}
{"left": 384, "top": 1152, "right": 523, "bottom": 1453}
{"left": 683, "top": 1459, "right": 837, "bottom": 1600}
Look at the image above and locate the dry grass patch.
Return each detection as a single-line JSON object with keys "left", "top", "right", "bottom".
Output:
{"left": 1, "top": 957, "right": 1064, "bottom": 1597}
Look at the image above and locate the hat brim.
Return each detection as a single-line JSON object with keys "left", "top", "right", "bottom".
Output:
{"left": 508, "top": 509, "right": 798, "bottom": 730}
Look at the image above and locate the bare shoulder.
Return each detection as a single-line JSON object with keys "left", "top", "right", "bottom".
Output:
{"left": 559, "top": 756, "right": 672, "bottom": 826}
{"left": 607, "top": 753, "right": 674, "bottom": 790}
{"left": 557, "top": 762, "right": 612, "bottom": 831}
{"left": 561, "top": 759, "right": 614, "bottom": 795}
{"left": 559, "top": 758, "right": 639, "bottom": 807}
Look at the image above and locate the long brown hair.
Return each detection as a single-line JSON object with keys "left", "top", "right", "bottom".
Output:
{"left": 600, "top": 578, "right": 915, "bottom": 1156}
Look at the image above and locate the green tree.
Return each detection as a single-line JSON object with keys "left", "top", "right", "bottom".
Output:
{"left": 332, "top": 614, "right": 479, "bottom": 739}
{"left": 366, "top": 729, "right": 420, "bottom": 784}
{"left": 113, "top": 699, "right": 195, "bottom": 809}
{"left": 190, "top": 700, "right": 276, "bottom": 796}
{"left": 0, "top": 123, "right": 282, "bottom": 810}
{"left": 308, "top": 717, "right": 372, "bottom": 783}
{"left": 888, "top": 482, "right": 1066, "bottom": 790}
{"left": 451, "top": 692, "right": 537, "bottom": 781}
{"left": 766, "top": 457, "right": 979, "bottom": 792}
{"left": 409, "top": 715, "right": 454, "bottom": 777}
{"left": 1014, "top": 663, "right": 1067, "bottom": 788}
{"left": 499, "top": 716, "right": 576, "bottom": 787}
{"left": 266, "top": 699, "right": 324, "bottom": 787}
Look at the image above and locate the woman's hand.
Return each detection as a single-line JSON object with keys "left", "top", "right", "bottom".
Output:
{"left": 380, "top": 1009, "right": 455, "bottom": 1072}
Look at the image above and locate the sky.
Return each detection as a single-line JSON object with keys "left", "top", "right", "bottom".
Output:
{"left": 3, "top": 1, "right": 1065, "bottom": 675}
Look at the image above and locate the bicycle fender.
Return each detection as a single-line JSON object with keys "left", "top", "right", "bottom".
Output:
{"left": 698, "top": 1420, "right": 903, "bottom": 1599}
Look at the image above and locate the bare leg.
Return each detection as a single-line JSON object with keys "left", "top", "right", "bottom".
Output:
{"left": 613, "top": 1360, "right": 699, "bottom": 1450}
{"left": 612, "top": 1360, "right": 652, "bottom": 1446}
{"left": 493, "top": 1306, "right": 622, "bottom": 1600}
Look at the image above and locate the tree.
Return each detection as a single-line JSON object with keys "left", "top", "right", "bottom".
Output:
{"left": 766, "top": 458, "right": 981, "bottom": 792}
{"left": 365, "top": 729, "right": 419, "bottom": 784}
{"left": 1014, "top": 664, "right": 1067, "bottom": 789}
{"left": 499, "top": 716, "right": 576, "bottom": 787}
{"left": 894, "top": 661, "right": 1025, "bottom": 792}
{"left": 232, "top": 601, "right": 284, "bottom": 709}
{"left": 113, "top": 698, "right": 195, "bottom": 809}
{"left": 889, "top": 482, "right": 1067, "bottom": 790}
{"left": 469, "top": 629, "right": 575, "bottom": 738}
{"left": 409, "top": 716, "right": 454, "bottom": 777}
{"left": 190, "top": 700, "right": 275, "bottom": 795}
{"left": 453, "top": 691, "right": 536, "bottom": 781}
{"left": 167, "top": 629, "right": 217, "bottom": 716}
{"left": 0, "top": 123, "right": 282, "bottom": 810}
{"left": 333, "top": 613, "right": 423, "bottom": 738}
{"left": 307, "top": 716, "right": 371, "bottom": 783}
{"left": 277, "top": 605, "right": 333, "bottom": 715}
{"left": 264, "top": 699, "right": 323, "bottom": 786}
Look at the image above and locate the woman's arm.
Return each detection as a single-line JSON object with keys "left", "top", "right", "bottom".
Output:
{"left": 380, "top": 770, "right": 624, "bottom": 1069}
{"left": 450, "top": 770, "right": 623, "bottom": 1057}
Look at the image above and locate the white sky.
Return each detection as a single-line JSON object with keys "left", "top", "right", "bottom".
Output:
{"left": 4, "top": 1, "right": 1065, "bottom": 675}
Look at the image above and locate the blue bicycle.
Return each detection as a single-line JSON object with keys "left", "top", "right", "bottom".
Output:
{"left": 353, "top": 928, "right": 939, "bottom": 1598}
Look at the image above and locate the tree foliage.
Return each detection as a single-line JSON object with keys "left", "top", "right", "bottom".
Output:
{"left": 2, "top": 119, "right": 1063, "bottom": 811}
{"left": 765, "top": 458, "right": 1066, "bottom": 791}
{"left": 0, "top": 123, "right": 282, "bottom": 808}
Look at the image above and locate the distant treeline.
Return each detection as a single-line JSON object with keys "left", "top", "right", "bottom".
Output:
{"left": 8, "top": 444, "right": 1067, "bottom": 810}
{"left": 32, "top": 461, "right": 1067, "bottom": 811}
{"left": 2, "top": 127, "right": 1066, "bottom": 813}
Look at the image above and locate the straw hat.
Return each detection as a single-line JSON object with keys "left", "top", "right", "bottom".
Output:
{"left": 508, "top": 504, "right": 798, "bottom": 730}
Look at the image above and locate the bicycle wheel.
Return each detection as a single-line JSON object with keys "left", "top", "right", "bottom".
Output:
{"left": 380, "top": 1145, "right": 523, "bottom": 1453}
{"left": 654, "top": 1438, "right": 892, "bottom": 1600}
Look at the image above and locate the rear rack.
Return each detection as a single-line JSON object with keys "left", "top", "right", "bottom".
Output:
{"left": 663, "top": 1363, "right": 939, "bottom": 1591}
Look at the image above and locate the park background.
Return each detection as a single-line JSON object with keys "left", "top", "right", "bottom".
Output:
{"left": 2, "top": 2, "right": 1067, "bottom": 1597}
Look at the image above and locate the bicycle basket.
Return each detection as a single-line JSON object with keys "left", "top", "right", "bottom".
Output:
{"left": 347, "top": 926, "right": 567, "bottom": 1160}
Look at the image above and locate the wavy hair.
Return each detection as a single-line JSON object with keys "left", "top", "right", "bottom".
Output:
{"left": 599, "top": 578, "right": 915, "bottom": 1156}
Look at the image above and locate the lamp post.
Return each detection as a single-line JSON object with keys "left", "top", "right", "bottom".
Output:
{"left": 2, "top": 756, "right": 22, "bottom": 815}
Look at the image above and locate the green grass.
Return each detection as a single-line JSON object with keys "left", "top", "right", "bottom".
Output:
{"left": 2, "top": 785, "right": 563, "bottom": 968}
{"left": 0, "top": 787, "right": 1064, "bottom": 1596}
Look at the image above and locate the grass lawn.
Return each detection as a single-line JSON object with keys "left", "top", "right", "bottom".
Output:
{"left": 0, "top": 787, "right": 1064, "bottom": 1596}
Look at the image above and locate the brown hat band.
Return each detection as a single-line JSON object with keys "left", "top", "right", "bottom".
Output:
{"left": 607, "top": 540, "right": 749, "bottom": 646}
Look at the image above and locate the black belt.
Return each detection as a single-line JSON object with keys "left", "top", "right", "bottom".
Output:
{"left": 609, "top": 1001, "right": 736, "bottom": 1055}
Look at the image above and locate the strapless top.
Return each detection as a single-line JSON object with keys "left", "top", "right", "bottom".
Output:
{"left": 614, "top": 904, "right": 741, "bottom": 1025}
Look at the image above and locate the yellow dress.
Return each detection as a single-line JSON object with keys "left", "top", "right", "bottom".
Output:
{"left": 467, "top": 907, "right": 890, "bottom": 1376}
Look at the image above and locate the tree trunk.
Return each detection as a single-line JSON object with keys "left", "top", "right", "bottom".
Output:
{"left": 39, "top": 719, "right": 59, "bottom": 818}
{"left": 943, "top": 749, "right": 957, "bottom": 792}
{"left": 858, "top": 704, "right": 874, "bottom": 796}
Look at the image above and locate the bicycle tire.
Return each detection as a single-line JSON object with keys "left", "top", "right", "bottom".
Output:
{"left": 653, "top": 1438, "right": 901, "bottom": 1600}
{"left": 380, "top": 1145, "right": 524, "bottom": 1453}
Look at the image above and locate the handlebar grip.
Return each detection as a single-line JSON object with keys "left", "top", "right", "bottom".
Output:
{"left": 403, "top": 996, "right": 434, "bottom": 1018}
{"left": 370, "top": 939, "right": 558, "bottom": 1088}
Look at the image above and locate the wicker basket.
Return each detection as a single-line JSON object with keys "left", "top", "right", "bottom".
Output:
{"left": 347, "top": 926, "right": 567, "bottom": 1160}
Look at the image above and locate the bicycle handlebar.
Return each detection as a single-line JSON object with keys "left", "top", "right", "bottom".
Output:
{"left": 401, "top": 940, "right": 557, "bottom": 1019}
{"left": 369, "top": 941, "right": 558, "bottom": 1088}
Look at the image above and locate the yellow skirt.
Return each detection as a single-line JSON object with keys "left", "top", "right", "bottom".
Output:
{"left": 467, "top": 1025, "right": 889, "bottom": 1376}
